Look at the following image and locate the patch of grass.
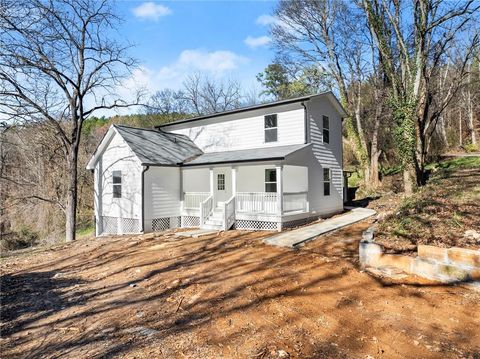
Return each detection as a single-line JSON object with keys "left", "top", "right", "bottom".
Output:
{"left": 427, "top": 156, "right": 480, "bottom": 172}
{"left": 76, "top": 226, "right": 94, "bottom": 238}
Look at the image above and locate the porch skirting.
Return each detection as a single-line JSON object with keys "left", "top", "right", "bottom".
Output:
{"left": 98, "top": 216, "right": 141, "bottom": 236}
{"left": 152, "top": 216, "right": 181, "bottom": 231}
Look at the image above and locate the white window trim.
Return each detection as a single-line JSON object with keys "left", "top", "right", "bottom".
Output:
{"left": 265, "top": 168, "right": 277, "bottom": 193}
{"left": 112, "top": 170, "right": 122, "bottom": 199}
{"left": 323, "top": 168, "right": 331, "bottom": 196}
{"left": 264, "top": 114, "right": 278, "bottom": 143}
{"left": 322, "top": 115, "right": 330, "bottom": 144}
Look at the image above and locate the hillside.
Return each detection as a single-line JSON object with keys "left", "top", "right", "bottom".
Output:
{"left": 372, "top": 156, "right": 480, "bottom": 253}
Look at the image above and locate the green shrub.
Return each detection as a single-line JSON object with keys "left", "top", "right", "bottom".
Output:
{"left": 464, "top": 142, "right": 478, "bottom": 153}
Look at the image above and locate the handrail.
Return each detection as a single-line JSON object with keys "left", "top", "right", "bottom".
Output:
{"left": 184, "top": 192, "right": 210, "bottom": 210}
{"left": 223, "top": 195, "right": 236, "bottom": 230}
{"left": 199, "top": 195, "right": 213, "bottom": 226}
{"left": 236, "top": 192, "right": 278, "bottom": 214}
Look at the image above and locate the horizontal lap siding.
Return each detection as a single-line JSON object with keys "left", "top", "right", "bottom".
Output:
{"left": 168, "top": 106, "right": 305, "bottom": 152}
{"left": 144, "top": 167, "right": 180, "bottom": 220}
{"left": 285, "top": 97, "right": 343, "bottom": 216}
{"left": 96, "top": 132, "right": 143, "bottom": 224}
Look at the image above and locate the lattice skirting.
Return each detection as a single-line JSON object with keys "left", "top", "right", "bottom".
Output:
{"left": 234, "top": 220, "right": 279, "bottom": 231}
{"left": 181, "top": 216, "right": 200, "bottom": 228}
{"left": 99, "top": 216, "right": 140, "bottom": 235}
{"left": 152, "top": 217, "right": 181, "bottom": 232}
{"left": 282, "top": 216, "right": 318, "bottom": 230}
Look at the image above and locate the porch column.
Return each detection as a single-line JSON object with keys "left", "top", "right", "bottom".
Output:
{"left": 276, "top": 165, "right": 283, "bottom": 215}
{"left": 209, "top": 167, "right": 214, "bottom": 196}
{"left": 231, "top": 166, "right": 237, "bottom": 196}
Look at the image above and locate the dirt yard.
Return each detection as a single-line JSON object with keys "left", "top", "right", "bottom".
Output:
{"left": 1, "top": 222, "right": 479, "bottom": 358}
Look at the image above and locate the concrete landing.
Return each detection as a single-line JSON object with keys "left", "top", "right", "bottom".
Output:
{"left": 175, "top": 229, "right": 219, "bottom": 238}
{"left": 264, "top": 207, "right": 377, "bottom": 248}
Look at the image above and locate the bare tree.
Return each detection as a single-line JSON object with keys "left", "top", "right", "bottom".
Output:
{"left": 362, "top": 0, "right": 480, "bottom": 192}
{"left": 271, "top": 0, "right": 385, "bottom": 190}
{"left": 180, "top": 73, "right": 243, "bottom": 116}
{"left": 0, "top": 0, "right": 139, "bottom": 241}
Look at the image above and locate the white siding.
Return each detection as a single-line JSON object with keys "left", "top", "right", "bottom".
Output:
{"left": 283, "top": 165, "right": 308, "bottom": 193}
{"left": 286, "top": 96, "right": 343, "bottom": 215}
{"left": 237, "top": 164, "right": 276, "bottom": 192}
{"left": 144, "top": 166, "right": 181, "bottom": 226}
{"left": 95, "top": 132, "right": 143, "bottom": 233}
{"left": 182, "top": 168, "right": 210, "bottom": 193}
{"left": 165, "top": 104, "right": 305, "bottom": 152}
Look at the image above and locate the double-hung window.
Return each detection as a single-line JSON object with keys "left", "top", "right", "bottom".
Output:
{"left": 322, "top": 115, "right": 330, "bottom": 144}
{"left": 323, "top": 168, "right": 331, "bottom": 196}
{"left": 265, "top": 169, "right": 277, "bottom": 192}
{"left": 112, "top": 170, "right": 122, "bottom": 198}
{"left": 264, "top": 114, "right": 278, "bottom": 143}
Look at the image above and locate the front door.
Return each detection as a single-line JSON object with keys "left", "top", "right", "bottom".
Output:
{"left": 213, "top": 168, "right": 231, "bottom": 206}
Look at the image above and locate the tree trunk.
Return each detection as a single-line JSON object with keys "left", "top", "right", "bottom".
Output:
{"left": 65, "top": 149, "right": 78, "bottom": 242}
{"left": 466, "top": 64, "right": 477, "bottom": 145}
{"left": 403, "top": 166, "right": 415, "bottom": 195}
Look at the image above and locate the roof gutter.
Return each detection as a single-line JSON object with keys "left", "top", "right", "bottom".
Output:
{"left": 301, "top": 101, "right": 308, "bottom": 144}
{"left": 141, "top": 165, "right": 150, "bottom": 233}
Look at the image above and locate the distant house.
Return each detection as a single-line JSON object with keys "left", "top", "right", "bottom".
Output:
{"left": 86, "top": 92, "right": 347, "bottom": 235}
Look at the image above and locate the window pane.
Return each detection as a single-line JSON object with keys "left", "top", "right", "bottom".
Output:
{"left": 265, "top": 128, "right": 278, "bottom": 142}
{"left": 265, "top": 183, "right": 277, "bottom": 193}
{"left": 265, "top": 169, "right": 276, "bottom": 182}
{"left": 324, "top": 182, "right": 330, "bottom": 196}
{"left": 113, "top": 184, "right": 122, "bottom": 198}
{"left": 264, "top": 114, "right": 277, "bottom": 128}
{"left": 113, "top": 171, "right": 121, "bottom": 184}
{"left": 323, "top": 115, "right": 329, "bottom": 130}
{"left": 217, "top": 174, "right": 225, "bottom": 190}
{"left": 323, "top": 129, "right": 329, "bottom": 144}
{"left": 323, "top": 168, "right": 330, "bottom": 181}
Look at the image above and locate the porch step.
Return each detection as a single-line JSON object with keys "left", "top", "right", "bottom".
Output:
{"left": 205, "top": 218, "right": 223, "bottom": 226}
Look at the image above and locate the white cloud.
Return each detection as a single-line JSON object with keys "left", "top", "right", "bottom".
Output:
{"left": 256, "top": 14, "right": 281, "bottom": 26}
{"left": 244, "top": 35, "right": 271, "bottom": 48}
{"left": 117, "top": 49, "right": 249, "bottom": 100}
{"left": 132, "top": 2, "right": 171, "bottom": 21}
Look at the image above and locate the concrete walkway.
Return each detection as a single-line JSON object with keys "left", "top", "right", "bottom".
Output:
{"left": 264, "top": 207, "right": 377, "bottom": 248}
{"left": 175, "top": 229, "right": 219, "bottom": 238}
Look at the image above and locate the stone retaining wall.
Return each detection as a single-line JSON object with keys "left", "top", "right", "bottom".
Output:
{"left": 360, "top": 228, "right": 480, "bottom": 283}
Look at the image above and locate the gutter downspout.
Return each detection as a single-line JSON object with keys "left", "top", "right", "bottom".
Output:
{"left": 141, "top": 166, "right": 150, "bottom": 233}
{"left": 301, "top": 102, "right": 308, "bottom": 144}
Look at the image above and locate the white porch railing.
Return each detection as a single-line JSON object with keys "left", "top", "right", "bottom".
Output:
{"left": 183, "top": 192, "right": 210, "bottom": 210}
{"left": 223, "top": 196, "right": 236, "bottom": 230}
{"left": 236, "top": 192, "right": 278, "bottom": 214}
{"left": 199, "top": 195, "right": 213, "bottom": 226}
{"left": 283, "top": 192, "right": 308, "bottom": 213}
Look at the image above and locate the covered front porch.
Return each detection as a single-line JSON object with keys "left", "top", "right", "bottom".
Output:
{"left": 180, "top": 163, "right": 312, "bottom": 231}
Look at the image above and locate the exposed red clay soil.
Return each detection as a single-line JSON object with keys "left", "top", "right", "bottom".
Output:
{"left": 1, "top": 222, "right": 479, "bottom": 358}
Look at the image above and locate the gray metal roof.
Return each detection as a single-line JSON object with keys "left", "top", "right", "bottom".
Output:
{"left": 157, "top": 91, "right": 347, "bottom": 129}
{"left": 183, "top": 144, "right": 310, "bottom": 166}
{"left": 114, "top": 125, "right": 202, "bottom": 166}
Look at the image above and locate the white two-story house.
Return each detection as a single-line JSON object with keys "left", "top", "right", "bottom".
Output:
{"left": 86, "top": 92, "right": 347, "bottom": 235}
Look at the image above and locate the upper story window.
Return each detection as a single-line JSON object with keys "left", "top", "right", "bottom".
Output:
{"left": 217, "top": 173, "right": 225, "bottom": 190}
{"left": 322, "top": 115, "right": 330, "bottom": 144}
{"left": 323, "top": 168, "right": 331, "bottom": 196}
{"left": 264, "top": 114, "right": 278, "bottom": 143}
{"left": 265, "top": 169, "right": 277, "bottom": 192}
{"left": 112, "top": 170, "right": 122, "bottom": 198}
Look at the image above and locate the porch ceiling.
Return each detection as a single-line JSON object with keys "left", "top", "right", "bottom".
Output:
{"left": 183, "top": 143, "right": 311, "bottom": 166}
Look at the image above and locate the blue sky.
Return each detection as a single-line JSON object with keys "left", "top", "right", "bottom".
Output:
{"left": 115, "top": 1, "right": 278, "bottom": 98}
